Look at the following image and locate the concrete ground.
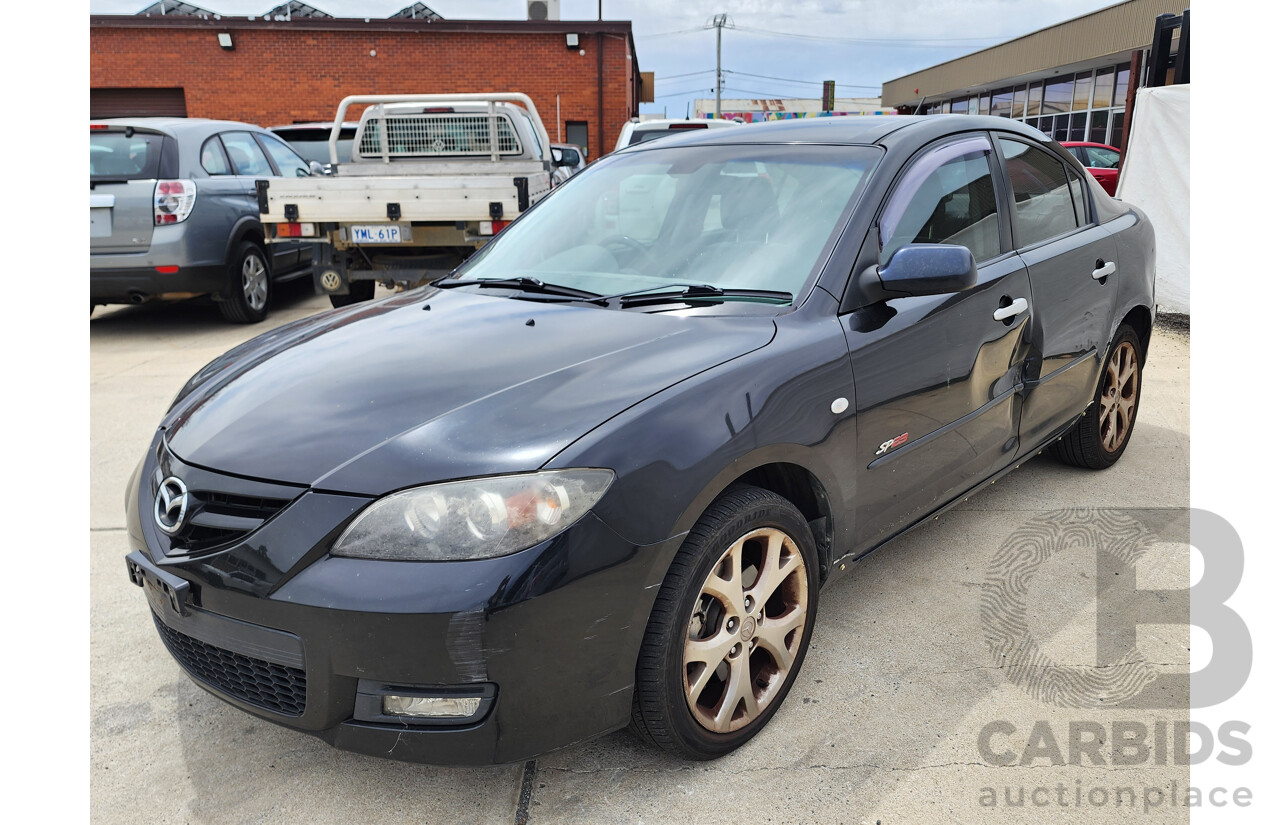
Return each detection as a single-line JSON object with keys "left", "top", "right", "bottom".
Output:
{"left": 91, "top": 283, "right": 1191, "bottom": 824}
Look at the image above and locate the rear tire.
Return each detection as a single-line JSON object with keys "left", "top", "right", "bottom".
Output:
{"left": 219, "top": 242, "right": 271, "bottom": 324}
{"left": 630, "top": 486, "right": 819, "bottom": 759}
{"left": 1051, "top": 324, "right": 1142, "bottom": 469}
{"left": 328, "top": 279, "right": 376, "bottom": 308}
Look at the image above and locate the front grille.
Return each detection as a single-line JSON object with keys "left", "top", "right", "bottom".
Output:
{"left": 153, "top": 615, "right": 306, "bottom": 716}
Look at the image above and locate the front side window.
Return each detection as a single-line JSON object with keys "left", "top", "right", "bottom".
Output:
{"left": 453, "top": 144, "right": 876, "bottom": 301}
{"left": 220, "top": 131, "right": 273, "bottom": 177}
{"left": 879, "top": 138, "right": 1001, "bottom": 266}
{"left": 256, "top": 132, "right": 310, "bottom": 177}
{"left": 999, "top": 138, "right": 1080, "bottom": 247}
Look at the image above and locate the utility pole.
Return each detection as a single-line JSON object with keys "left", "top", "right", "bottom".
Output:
{"left": 712, "top": 14, "right": 728, "bottom": 119}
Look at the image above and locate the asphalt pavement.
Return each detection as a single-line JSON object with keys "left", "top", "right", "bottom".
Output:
{"left": 90, "top": 283, "right": 1191, "bottom": 824}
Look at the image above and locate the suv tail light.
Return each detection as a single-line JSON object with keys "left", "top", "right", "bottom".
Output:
{"left": 154, "top": 180, "right": 196, "bottom": 225}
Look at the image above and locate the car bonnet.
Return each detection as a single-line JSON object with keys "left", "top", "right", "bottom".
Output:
{"left": 163, "top": 288, "right": 776, "bottom": 495}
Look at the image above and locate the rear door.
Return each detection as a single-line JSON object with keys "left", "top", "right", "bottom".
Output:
{"left": 995, "top": 136, "right": 1118, "bottom": 446}
{"left": 844, "top": 134, "right": 1034, "bottom": 547}
{"left": 90, "top": 127, "right": 172, "bottom": 254}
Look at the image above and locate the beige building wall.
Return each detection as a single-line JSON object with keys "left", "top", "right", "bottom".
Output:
{"left": 882, "top": 0, "right": 1188, "bottom": 107}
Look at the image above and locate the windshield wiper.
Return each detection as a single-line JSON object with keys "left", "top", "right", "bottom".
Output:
{"left": 434, "top": 276, "right": 602, "bottom": 301}
{"left": 617, "top": 284, "right": 793, "bottom": 308}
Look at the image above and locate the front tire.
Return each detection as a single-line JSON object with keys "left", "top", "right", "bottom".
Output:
{"left": 630, "top": 486, "right": 819, "bottom": 759}
{"left": 1051, "top": 324, "right": 1143, "bottom": 469}
{"left": 219, "top": 242, "right": 271, "bottom": 324}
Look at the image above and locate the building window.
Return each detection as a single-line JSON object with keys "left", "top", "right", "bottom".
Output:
{"left": 1109, "top": 110, "right": 1126, "bottom": 149}
{"left": 991, "top": 87, "right": 1013, "bottom": 117}
{"left": 1071, "top": 72, "right": 1092, "bottom": 112}
{"left": 1026, "top": 82, "right": 1042, "bottom": 119}
{"left": 1113, "top": 64, "right": 1131, "bottom": 107}
{"left": 1043, "top": 79, "right": 1072, "bottom": 115}
{"left": 1093, "top": 68, "right": 1114, "bottom": 110}
{"left": 1089, "top": 110, "right": 1110, "bottom": 145}
{"left": 1069, "top": 112, "right": 1087, "bottom": 142}
{"left": 1012, "top": 85, "right": 1027, "bottom": 119}
{"left": 969, "top": 95, "right": 979, "bottom": 115}
{"left": 951, "top": 97, "right": 968, "bottom": 115}
{"left": 565, "top": 121, "right": 589, "bottom": 153}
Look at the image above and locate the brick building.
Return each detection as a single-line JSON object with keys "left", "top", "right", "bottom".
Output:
{"left": 90, "top": 11, "right": 641, "bottom": 159}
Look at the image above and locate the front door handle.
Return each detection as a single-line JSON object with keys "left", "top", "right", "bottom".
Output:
{"left": 1092, "top": 260, "right": 1117, "bottom": 280}
{"left": 993, "top": 297, "right": 1029, "bottom": 321}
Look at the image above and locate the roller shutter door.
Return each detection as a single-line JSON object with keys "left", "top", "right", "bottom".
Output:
{"left": 90, "top": 88, "right": 187, "bottom": 118}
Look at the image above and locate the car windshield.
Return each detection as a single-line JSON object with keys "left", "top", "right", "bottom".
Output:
{"left": 451, "top": 144, "right": 877, "bottom": 304}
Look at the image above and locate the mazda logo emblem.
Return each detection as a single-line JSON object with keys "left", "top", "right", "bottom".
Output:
{"left": 154, "top": 477, "right": 189, "bottom": 535}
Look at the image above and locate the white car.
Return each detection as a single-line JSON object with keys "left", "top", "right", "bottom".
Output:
{"left": 613, "top": 118, "right": 742, "bottom": 152}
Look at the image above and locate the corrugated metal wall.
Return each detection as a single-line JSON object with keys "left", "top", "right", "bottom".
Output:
{"left": 882, "top": 0, "right": 1188, "bottom": 107}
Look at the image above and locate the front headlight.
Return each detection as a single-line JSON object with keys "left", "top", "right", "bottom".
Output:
{"left": 331, "top": 469, "right": 615, "bottom": 561}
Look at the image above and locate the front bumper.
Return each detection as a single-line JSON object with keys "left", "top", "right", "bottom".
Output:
{"left": 125, "top": 440, "right": 683, "bottom": 764}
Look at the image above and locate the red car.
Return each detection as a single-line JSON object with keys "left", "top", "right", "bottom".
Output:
{"left": 1062, "top": 141, "right": 1121, "bottom": 196}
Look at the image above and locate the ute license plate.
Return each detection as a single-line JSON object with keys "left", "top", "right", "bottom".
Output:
{"left": 351, "top": 225, "right": 401, "bottom": 244}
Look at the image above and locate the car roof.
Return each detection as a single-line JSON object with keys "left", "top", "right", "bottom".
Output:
{"left": 90, "top": 117, "right": 269, "bottom": 139}
{"left": 614, "top": 114, "right": 1054, "bottom": 154}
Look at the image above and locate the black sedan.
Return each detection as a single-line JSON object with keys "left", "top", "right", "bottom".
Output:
{"left": 124, "top": 115, "right": 1155, "bottom": 764}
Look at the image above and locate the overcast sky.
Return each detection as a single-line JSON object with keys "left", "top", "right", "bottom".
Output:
{"left": 90, "top": 0, "right": 1120, "bottom": 117}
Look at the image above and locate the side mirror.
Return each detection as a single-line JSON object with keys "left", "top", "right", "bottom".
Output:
{"left": 550, "top": 147, "right": 565, "bottom": 165}
{"left": 871, "top": 244, "right": 978, "bottom": 298}
{"left": 307, "top": 160, "right": 326, "bottom": 176}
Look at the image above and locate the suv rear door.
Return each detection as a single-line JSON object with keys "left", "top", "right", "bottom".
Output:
{"left": 90, "top": 126, "right": 175, "bottom": 254}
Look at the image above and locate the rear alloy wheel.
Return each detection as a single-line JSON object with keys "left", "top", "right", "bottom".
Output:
{"left": 631, "top": 486, "right": 819, "bottom": 759}
{"left": 1051, "top": 324, "right": 1142, "bottom": 469}
{"left": 219, "top": 242, "right": 272, "bottom": 324}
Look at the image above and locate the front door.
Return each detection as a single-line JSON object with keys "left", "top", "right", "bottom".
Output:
{"left": 843, "top": 135, "right": 1033, "bottom": 550}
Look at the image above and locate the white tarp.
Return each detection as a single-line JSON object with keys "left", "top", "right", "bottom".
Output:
{"left": 1115, "top": 85, "right": 1190, "bottom": 314}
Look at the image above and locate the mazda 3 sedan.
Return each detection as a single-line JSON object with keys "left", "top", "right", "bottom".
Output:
{"left": 125, "top": 115, "right": 1155, "bottom": 764}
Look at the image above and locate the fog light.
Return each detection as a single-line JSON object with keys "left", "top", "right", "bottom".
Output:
{"left": 382, "top": 694, "right": 481, "bottom": 718}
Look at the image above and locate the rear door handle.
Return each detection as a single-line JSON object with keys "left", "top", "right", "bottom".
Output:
{"left": 1092, "top": 261, "right": 1116, "bottom": 280}
{"left": 993, "top": 297, "right": 1029, "bottom": 321}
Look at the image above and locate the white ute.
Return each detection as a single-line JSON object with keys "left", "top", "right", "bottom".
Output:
{"left": 258, "top": 93, "right": 570, "bottom": 306}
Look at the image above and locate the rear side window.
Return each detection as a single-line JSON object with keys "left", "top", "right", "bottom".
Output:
{"left": 879, "top": 137, "right": 1002, "bottom": 265}
{"left": 201, "top": 136, "right": 232, "bottom": 175}
{"left": 999, "top": 139, "right": 1079, "bottom": 248}
{"left": 256, "top": 132, "right": 310, "bottom": 177}
{"left": 90, "top": 132, "right": 163, "bottom": 180}
{"left": 221, "top": 131, "right": 274, "bottom": 176}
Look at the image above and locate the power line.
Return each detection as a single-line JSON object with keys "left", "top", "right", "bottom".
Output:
{"left": 653, "top": 87, "right": 716, "bottom": 99}
{"left": 725, "top": 70, "right": 880, "bottom": 90}
{"left": 635, "top": 27, "right": 706, "bottom": 39}
{"left": 656, "top": 69, "right": 717, "bottom": 81}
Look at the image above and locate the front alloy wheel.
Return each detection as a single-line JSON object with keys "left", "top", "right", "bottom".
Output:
{"left": 684, "top": 527, "right": 809, "bottom": 733}
{"left": 631, "top": 486, "right": 819, "bottom": 759}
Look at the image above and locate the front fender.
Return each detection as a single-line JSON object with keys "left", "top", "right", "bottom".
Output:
{"left": 545, "top": 301, "right": 857, "bottom": 558}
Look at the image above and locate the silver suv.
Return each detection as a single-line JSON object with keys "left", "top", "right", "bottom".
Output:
{"left": 90, "top": 118, "right": 317, "bottom": 323}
